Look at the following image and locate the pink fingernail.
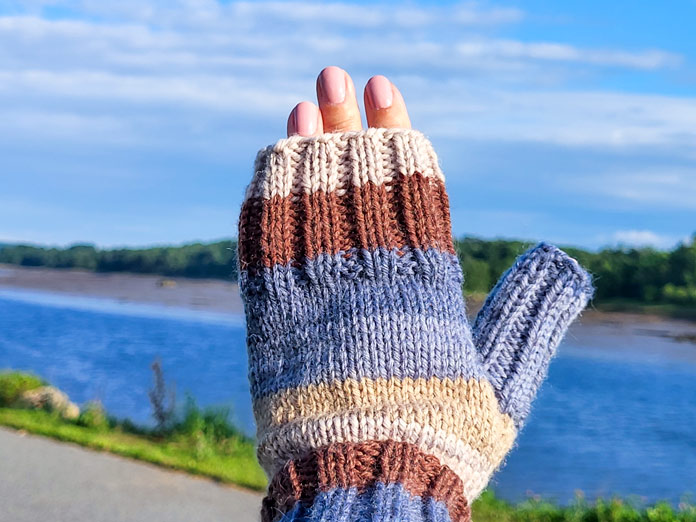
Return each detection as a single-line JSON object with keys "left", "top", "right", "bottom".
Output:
{"left": 294, "top": 102, "right": 318, "bottom": 136}
{"left": 366, "top": 75, "right": 393, "bottom": 110}
{"left": 319, "top": 66, "right": 346, "bottom": 104}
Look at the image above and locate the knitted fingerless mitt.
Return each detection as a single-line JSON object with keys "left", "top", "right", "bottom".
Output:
{"left": 238, "top": 129, "right": 593, "bottom": 522}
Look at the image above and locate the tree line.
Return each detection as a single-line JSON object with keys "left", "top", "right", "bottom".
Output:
{"left": 2, "top": 236, "right": 695, "bottom": 306}
{"left": 0, "top": 241, "right": 238, "bottom": 280}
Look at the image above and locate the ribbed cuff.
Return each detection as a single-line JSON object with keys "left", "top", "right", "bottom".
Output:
{"left": 238, "top": 128, "right": 455, "bottom": 273}
{"left": 262, "top": 440, "right": 471, "bottom": 522}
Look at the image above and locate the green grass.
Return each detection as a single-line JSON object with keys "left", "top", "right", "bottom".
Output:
{"left": 0, "top": 407, "right": 267, "bottom": 491}
{"left": 471, "top": 490, "right": 696, "bottom": 522}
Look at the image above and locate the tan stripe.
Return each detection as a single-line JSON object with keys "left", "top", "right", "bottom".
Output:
{"left": 246, "top": 128, "right": 444, "bottom": 201}
{"left": 255, "top": 377, "right": 513, "bottom": 453}
{"left": 254, "top": 378, "right": 515, "bottom": 500}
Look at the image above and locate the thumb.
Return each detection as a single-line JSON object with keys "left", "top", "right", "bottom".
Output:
{"left": 472, "top": 243, "right": 593, "bottom": 428}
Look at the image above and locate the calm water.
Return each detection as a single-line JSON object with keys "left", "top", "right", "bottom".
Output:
{"left": 1, "top": 289, "right": 695, "bottom": 504}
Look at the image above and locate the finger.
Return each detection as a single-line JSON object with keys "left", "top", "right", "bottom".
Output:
{"left": 287, "top": 101, "right": 324, "bottom": 137}
{"left": 316, "top": 66, "right": 362, "bottom": 133}
{"left": 364, "top": 75, "right": 411, "bottom": 129}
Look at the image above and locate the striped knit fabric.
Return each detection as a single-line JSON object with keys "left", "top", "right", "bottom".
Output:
{"left": 238, "top": 128, "right": 594, "bottom": 522}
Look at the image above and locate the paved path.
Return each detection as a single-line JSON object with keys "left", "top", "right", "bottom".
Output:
{"left": 0, "top": 427, "right": 263, "bottom": 522}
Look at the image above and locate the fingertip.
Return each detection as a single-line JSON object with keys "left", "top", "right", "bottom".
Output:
{"left": 287, "top": 101, "right": 323, "bottom": 137}
{"left": 364, "top": 75, "right": 411, "bottom": 129}
{"left": 317, "top": 66, "right": 362, "bottom": 133}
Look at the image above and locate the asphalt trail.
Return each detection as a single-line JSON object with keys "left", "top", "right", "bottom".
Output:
{"left": 0, "top": 427, "right": 262, "bottom": 522}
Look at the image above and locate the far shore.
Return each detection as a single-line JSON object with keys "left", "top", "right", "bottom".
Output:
{"left": 2, "top": 263, "right": 696, "bottom": 333}
{"left": 0, "top": 264, "right": 243, "bottom": 315}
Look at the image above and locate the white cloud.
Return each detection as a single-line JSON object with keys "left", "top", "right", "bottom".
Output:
{"left": 15, "top": 1, "right": 524, "bottom": 29}
{"left": 415, "top": 88, "right": 696, "bottom": 147}
{"left": 609, "top": 230, "right": 683, "bottom": 249}
{"left": 0, "top": 70, "right": 298, "bottom": 112}
{"left": 455, "top": 40, "right": 679, "bottom": 69}
{"left": 568, "top": 170, "right": 696, "bottom": 210}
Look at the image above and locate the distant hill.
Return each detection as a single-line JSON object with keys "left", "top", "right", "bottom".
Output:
{"left": 1, "top": 236, "right": 695, "bottom": 308}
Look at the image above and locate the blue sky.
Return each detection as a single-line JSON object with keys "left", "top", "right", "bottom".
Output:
{"left": 1, "top": 0, "right": 695, "bottom": 250}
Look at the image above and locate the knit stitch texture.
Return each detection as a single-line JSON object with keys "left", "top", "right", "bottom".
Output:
{"left": 238, "top": 128, "right": 594, "bottom": 522}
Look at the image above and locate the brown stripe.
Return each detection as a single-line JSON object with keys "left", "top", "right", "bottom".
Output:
{"left": 261, "top": 440, "right": 471, "bottom": 522}
{"left": 238, "top": 172, "right": 455, "bottom": 272}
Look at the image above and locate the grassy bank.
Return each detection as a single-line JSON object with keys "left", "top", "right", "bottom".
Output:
{"left": 0, "top": 369, "right": 266, "bottom": 491}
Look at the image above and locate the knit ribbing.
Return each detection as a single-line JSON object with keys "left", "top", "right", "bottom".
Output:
{"left": 239, "top": 173, "right": 454, "bottom": 272}
{"left": 238, "top": 129, "right": 593, "bottom": 522}
{"left": 472, "top": 242, "right": 594, "bottom": 427}
{"left": 239, "top": 128, "right": 451, "bottom": 274}
{"left": 263, "top": 441, "right": 469, "bottom": 522}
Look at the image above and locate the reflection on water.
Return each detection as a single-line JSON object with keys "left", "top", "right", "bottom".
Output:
{"left": 1, "top": 290, "right": 695, "bottom": 504}
{"left": 0, "top": 289, "right": 243, "bottom": 327}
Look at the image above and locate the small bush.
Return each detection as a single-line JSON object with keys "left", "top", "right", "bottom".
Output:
{"left": 76, "top": 400, "right": 109, "bottom": 430}
{"left": 172, "top": 395, "right": 243, "bottom": 443}
{"left": 0, "top": 370, "right": 45, "bottom": 406}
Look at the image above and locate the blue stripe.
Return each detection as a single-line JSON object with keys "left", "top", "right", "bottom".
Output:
{"left": 240, "top": 247, "right": 481, "bottom": 400}
{"left": 279, "top": 482, "right": 453, "bottom": 522}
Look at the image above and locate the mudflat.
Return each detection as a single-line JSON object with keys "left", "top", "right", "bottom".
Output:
{"left": 1, "top": 264, "right": 695, "bottom": 335}
{"left": 0, "top": 264, "right": 243, "bottom": 314}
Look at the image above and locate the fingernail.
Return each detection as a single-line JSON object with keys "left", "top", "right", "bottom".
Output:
{"left": 366, "top": 75, "right": 393, "bottom": 110}
{"left": 319, "top": 66, "right": 346, "bottom": 104}
{"left": 295, "top": 102, "right": 318, "bottom": 136}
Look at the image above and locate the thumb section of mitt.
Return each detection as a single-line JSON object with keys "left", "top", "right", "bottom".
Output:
{"left": 472, "top": 243, "right": 594, "bottom": 428}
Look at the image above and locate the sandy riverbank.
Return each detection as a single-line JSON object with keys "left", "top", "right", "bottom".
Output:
{"left": 0, "top": 264, "right": 243, "bottom": 315}
{"left": 1, "top": 264, "right": 695, "bottom": 335}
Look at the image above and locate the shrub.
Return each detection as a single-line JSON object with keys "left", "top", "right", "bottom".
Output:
{"left": 0, "top": 370, "right": 45, "bottom": 406}
{"left": 172, "top": 395, "right": 242, "bottom": 443}
{"left": 76, "top": 400, "right": 109, "bottom": 430}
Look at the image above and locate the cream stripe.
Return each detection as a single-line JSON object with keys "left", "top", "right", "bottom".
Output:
{"left": 245, "top": 128, "right": 444, "bottom": 200}
{"left": 257, "top": 416, "right": 507, "bottom": 501}
{"left": 254, "top": 377, "right": 515, "bottom": 460}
